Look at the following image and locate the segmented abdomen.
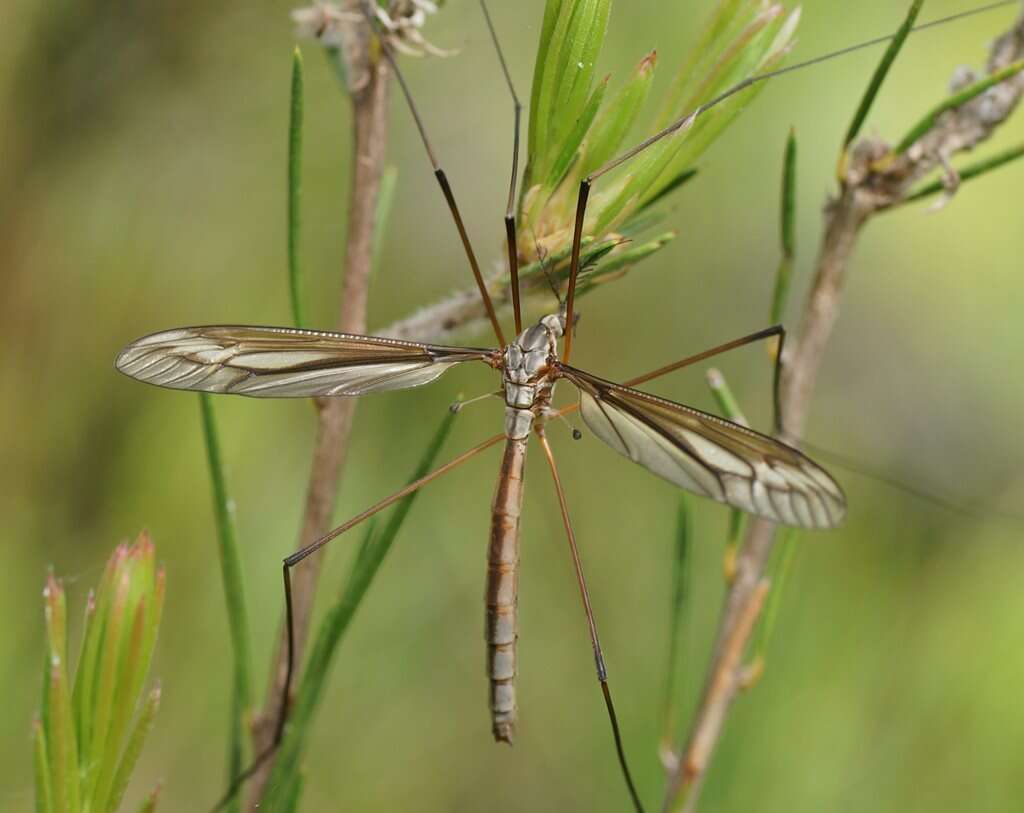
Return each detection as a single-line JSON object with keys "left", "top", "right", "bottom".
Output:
{"left": 486, "top": 436, "right": 528, "bottom": 743}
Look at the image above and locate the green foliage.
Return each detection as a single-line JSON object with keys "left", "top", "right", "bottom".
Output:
{"left": 288, "top": 46, "right": 306, "bottom": 329}
{"left": 198, "top": 393, "right": 252, "bottom": 813}
{"left": 35, "top": 534, "right": 164, "bottom": 813}
{"left": 894, "top": 57, "right": 1024, "bottom": 154}
{"left": 771, "top": 129, "right": 797, "bottom": 325}
{"left": 839, "top": 0, "right": 924, "bottom": 170}
{"left": 518, "top": 0, "right": 801, "bottom": 296}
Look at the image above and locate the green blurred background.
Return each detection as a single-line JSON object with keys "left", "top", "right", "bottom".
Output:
{"left": 3, "top": 1, "right": 1024, "bottom": 810}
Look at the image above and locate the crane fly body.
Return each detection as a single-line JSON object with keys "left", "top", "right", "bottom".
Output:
{"left": 115, "top": 310, "right": 846, "bottom": 743}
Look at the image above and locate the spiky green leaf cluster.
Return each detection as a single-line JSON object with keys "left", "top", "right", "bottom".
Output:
{"left": 35, "top": 532, "right": 165, "bottom": 813}
{"left": 518, "top": 0, "right": 800, "bottom": 290}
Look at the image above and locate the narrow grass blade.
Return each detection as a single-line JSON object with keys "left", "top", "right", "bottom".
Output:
{"left": 634, "top": 168, "right": 697, "bottom": 213}
{"left": 43, "top": 574, "right": 81, "bottom": 813}
{"left": 262, "top": 409, "right": 459, "bottom": 803}
{"left": 92, "top": 544, "right": 158, "bottom": 810}
{"left": 547, "top": 75, "right": 608, "bottom": 189}
{"left": 33, "top": 718, "right": 53, "bottom": 813}
{"left": 706, "top": 369, "right": 749, "bottom": 581}
{"left": 77, "top": 547, "right": 123, "bottom": 800}
{"left": 288, "top": 47, "right": 306, "bottom": 329}
{"left": 573, "top": 231, "right": 675, "bottom": 296}
{"left": 661, "top": 495, "right": 692, "bottom": 749}
{"left": 894, "top": 58, "right": 1024, "bottom": 154}
{"left": 85, "top": 547, "right": 132, "bottom": 804}
{"left": 580, "top": 51, "right": 657, "bottom": 178}
{"left": 278, "top": 769, "right": 306, "bottom": 813}
{"left": 71, "top": 590, "right": 97, "bottom": 758}
{"left": 748, "top": 528, "right": 800, "bottom": 682}
{"left": 841, "top": 0, "right": 924, "bottom": 152}
{"left": 527, "top": 0, "right": 568, "bottom": 164}
{"left": 527, "top": 0, "right": 611, "bottom": 185}
{"left": 901, "top": 141, "right": 1024, "bottom": 204}
{"left": 107, "top": 685, "right": 161, "bottom": 812}
{"left": 771, "top": 129, "right": 797, "bottom": 325}
{"left": 198, "top": 393, "right": 253, "bottom": 811}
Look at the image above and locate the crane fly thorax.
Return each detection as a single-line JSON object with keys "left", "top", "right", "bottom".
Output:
{"left": 501, "top": 313, "right": 565, "bottom": 439}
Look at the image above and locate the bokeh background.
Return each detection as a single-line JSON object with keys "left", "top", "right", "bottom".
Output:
{"left": 3, "top": 1, "right": 1024, "bottom": 810}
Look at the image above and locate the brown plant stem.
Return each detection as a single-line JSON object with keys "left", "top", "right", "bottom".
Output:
{"left": 664, "top": 8, "right": 1024, "bottom": 812}
{"left": 247, "top": 30, "right": 391, "bottom": 807}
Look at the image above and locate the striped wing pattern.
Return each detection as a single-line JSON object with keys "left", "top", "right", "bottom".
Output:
{"left": 115, "top": 325, "right": 493, "bottom": 398}
{"left": 560, "top": 365, "right": 846, "bottom": 529}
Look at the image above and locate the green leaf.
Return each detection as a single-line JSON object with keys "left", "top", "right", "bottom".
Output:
{"left": 278, "top": 769, "right": 306, "bottom": 813}
{"left": 42, "top": 575, "right": 79, "bottom": 812}
{"left": 894, "top": 58, "right": 1024, "bottom": 154}
{"left": 547, "top": 75, "right": 608, "bottom": 189}
{"left": 580, "top": 51, "right": 657, "bottom": 178}
{"left": 288, "top": 46, "right": 306, "bottom": 329}
{"left": 527, "top": 0, "right": 611, "bottom": 186}
{"left": 33, "top": 718, "right": 53, "bottom": 813}
{"left": 653, "top": 0, "right": 747, "bottom": 129}
{"left": 750, "top": 528, "right": 800, "bottom": 666}
{"left": 108, "top": 685, "right": 161, "bottom": 812}
{"left": 527, "top": 0, "right": 567, "bottom": 162}
{"left": 574, "top": 231, "right": 675, "bottom": 294}
{"left": 262, "top": 410, "right": 460, "bottom": 804}
{"left": 634, "top": 168, "right": 697, "bottom": 214}
{"left": 842, "top": 0, "right": 924, "bottom": 152}
{"left": 772, "top": 129, "right": 797, "bottom": 324}
{"left": 199, "top": 392, "right": 252, "bottom": 813}
{"left": 92, "top": 543, "right": 157, "bottom": 810}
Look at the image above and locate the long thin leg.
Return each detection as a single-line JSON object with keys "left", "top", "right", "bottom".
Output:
{"left": 625, "top": 325, "right": 787, "bottom": 435}
{"left": 536, "top": 431, "right": 646, "bottom": 813}
{"left": 211, "top": 431, "right": 505, "bottom": 812}
{"left": 480, "top": 0, "right": 524, "bottom": 335}
{"left": 558, "top": 325, "right": 788, "bottom": 435}
{"left": 366, "top": 5, "right": 507, "bottom": 346}
{"left": 561, "top": 181, "right": 590, "bottom": 363}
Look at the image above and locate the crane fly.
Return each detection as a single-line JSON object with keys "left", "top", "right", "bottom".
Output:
{"left": 112, "top": 0, "right": 1018, "bottom": 808}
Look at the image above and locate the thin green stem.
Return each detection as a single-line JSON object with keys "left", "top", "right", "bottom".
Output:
{"left": 894, "top": 58, "right": 1024, "bottom": 154}
{"left": 750, "top": 529, "right": 799, "bottom": 668}
{"left": 842, "top": 0, "right": 925, "bottom": 151}
{"left": 772, "top": 129, "right": 797, "bottom": 324}
{"left": 288, "top": 47, "right": 306, "bottom": 329}
{"left": 199, "top": 393, "right": 253, "bottom": 813}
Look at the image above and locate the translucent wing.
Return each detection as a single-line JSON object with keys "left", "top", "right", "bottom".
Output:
{"left": 116, "top": 325, "right": 494, "bottom": 398}
{"left": 558, "top": 365, "right": 846, "bottom": 529}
